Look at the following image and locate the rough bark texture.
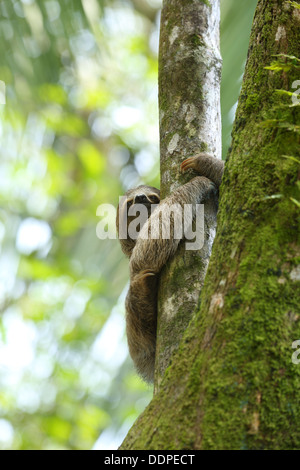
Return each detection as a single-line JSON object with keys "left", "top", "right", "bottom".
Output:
{"left": 155, "top": 0, "right": 222, "bottom": 391}
{"left": 120, "top": 0, "right": 300, "bottom": 450}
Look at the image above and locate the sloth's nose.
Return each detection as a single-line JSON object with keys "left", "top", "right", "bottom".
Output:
{"left": 134, "top": 194, "right": 148, "bottom": 204}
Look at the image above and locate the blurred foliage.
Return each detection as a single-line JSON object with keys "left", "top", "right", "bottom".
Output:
{"left": 0, "top": 0, "right": 257, "bottom": 450}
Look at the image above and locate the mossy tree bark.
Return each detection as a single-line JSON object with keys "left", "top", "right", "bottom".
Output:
{"left": 120, "top": 0, "right": 300, "bottom": 450}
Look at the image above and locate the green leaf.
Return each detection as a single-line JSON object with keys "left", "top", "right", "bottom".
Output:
{"left": 39, "top": 83, "right": 67, "bottom": 105}
{"left": 281, "top": 155, "right": 300, "bottom": 164}
{"left": 18, "top": 258, "right": 61, "bottom": 280}
{"left": 77, "top": 140, "right": 106, "bottom": 176}
{"left": 44, "top": 416, "right": 72, "bottom": 442}
{"left": 274, "top": 89, "right": 295, "bottom": 97}
{"left": 287, "top": 1, "right": 300, "bottom": 9}
{"left": 290, "top": 197, "right": 300, "bottom": 208}
{"left": 55, "top": 212, "right": 83, "bottom": 236}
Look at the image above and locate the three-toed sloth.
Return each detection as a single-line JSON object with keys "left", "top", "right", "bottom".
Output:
{"left": 117, "top": 153, "right": 224, "bottom": 382}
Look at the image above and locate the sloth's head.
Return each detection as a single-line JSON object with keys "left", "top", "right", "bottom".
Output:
{"left": 116, "top": 185, "right": 160, "bottom": 257}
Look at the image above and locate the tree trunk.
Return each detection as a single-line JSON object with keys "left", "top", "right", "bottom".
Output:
{"left": 155, "top": 0, "right": 222, "bottom": 391}
{"left": 120, "top": 0, "right": 300, "bottom": 450}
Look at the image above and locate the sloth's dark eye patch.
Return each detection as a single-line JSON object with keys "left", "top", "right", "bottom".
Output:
{"left": 149, "top": 195, "right": 160, "bottom": 204}
{"left": 127, "top": 199, "right": 133, "bottom": 208}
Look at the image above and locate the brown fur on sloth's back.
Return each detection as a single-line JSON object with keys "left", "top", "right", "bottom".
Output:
{"left": 117, "top": 153, "right": 224, "bottom": 382}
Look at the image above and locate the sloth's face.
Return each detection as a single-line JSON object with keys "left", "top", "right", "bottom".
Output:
{"left": 126, "top": 189, "right": 160, "bottom": 214}
{"left": 124, "top": 185, "right": 160, "bottom": 231}
{"left": 117, "top": 185, "right": 160, "bottom": 247}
